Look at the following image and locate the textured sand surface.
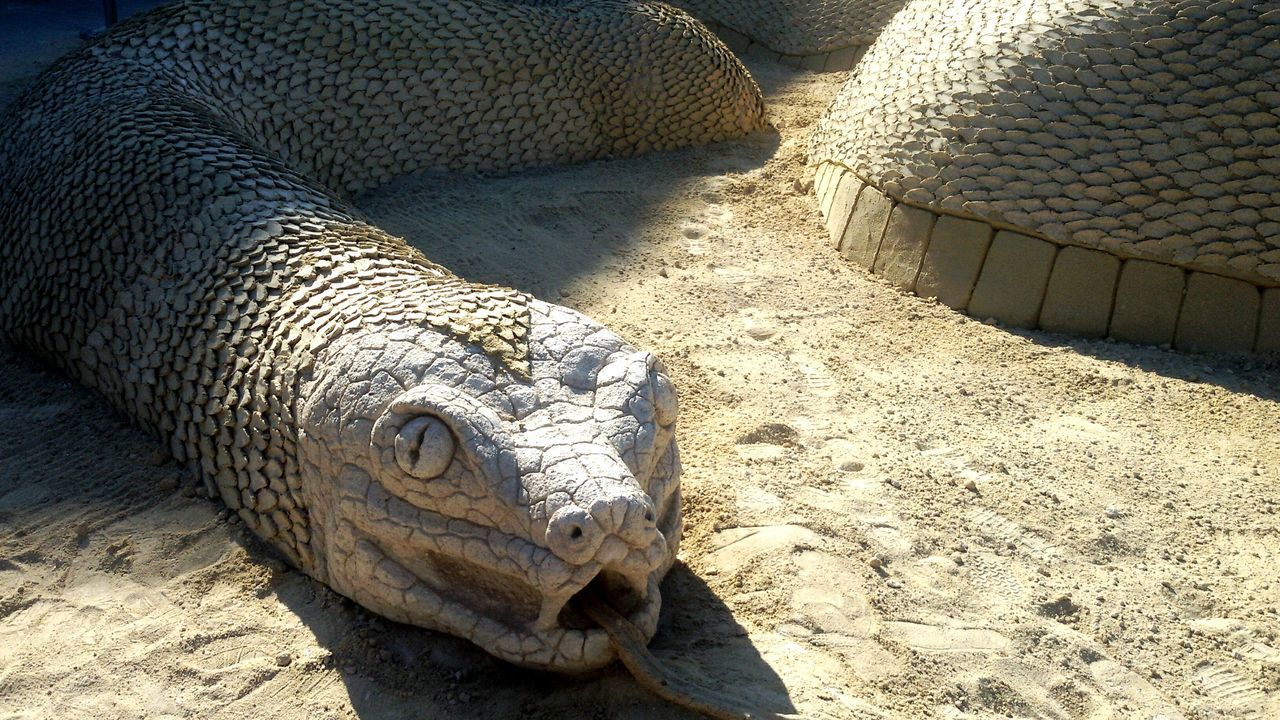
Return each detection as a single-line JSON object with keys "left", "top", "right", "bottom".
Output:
{"left": 2, "top": 11, "right": 1280, "bottom": 720}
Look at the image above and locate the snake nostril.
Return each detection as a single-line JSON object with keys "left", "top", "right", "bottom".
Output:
{"left": 644, "top": 509, "right": 655, "bottom": 523}
{"left": 547, "top": 506, "right": 600, "bottom": 562}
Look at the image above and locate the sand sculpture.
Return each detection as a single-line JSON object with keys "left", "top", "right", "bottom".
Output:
{"left": 809, "top": 0, "right": 1280, "bottom": 353}
{"left": 0, "top": 0, "right": 766, "bottom": 673}
{"left": 3, "top": 0, "right": 1276, "bottom": 713}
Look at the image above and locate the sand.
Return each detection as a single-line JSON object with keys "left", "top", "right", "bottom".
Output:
{"left": 1, "top": 7, "right": 1278, "bottom": 719}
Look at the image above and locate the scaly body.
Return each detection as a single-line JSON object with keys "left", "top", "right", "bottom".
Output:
{"left": 0, "top": 0, "right": 764, "bottom": 670}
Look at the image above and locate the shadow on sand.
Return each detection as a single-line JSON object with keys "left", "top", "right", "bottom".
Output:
{"left": 266, "top": 558, "right": 797, "bottom": 719}
{"left": 999, "top": 326, "right": 1280, "bottom": 404}
{"left": 360, "top": 126, "right": 781, "bottom": 304}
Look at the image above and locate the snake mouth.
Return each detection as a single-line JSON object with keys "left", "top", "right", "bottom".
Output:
{"left": 558, "top": 569, "right": 651, "bottom": 630}
{"left": 338, "top": 464, "right": 680, "bottom": 670}
{"left": 344, "top": 499, "right": 672, "bottom": 671}
{"left": 377, "top": 542, "right": 665, "bottom": 671}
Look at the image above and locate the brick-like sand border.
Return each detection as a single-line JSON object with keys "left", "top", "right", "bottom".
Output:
{"left": 816, "top": 161, "right": 1279, "bottom": 353}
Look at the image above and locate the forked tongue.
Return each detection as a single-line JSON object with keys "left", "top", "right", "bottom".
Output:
{"left": 576, "top": 587, "right": 802, "bottom": 720}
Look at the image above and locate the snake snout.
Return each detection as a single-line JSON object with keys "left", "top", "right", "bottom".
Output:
{"left": 545, "top": 492, "right": 660, "bottom": 566}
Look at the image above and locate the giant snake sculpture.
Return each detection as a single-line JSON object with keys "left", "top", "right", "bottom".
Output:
{"left": 0, "top": 0, "right": 763, "bottom": 679}
{"left": 1, "top": 0, "right": 1277, "bottom": 716}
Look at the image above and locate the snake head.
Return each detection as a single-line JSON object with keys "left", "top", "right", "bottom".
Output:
{"left": 296, "top": 299, "right": 680, "bottom": 671}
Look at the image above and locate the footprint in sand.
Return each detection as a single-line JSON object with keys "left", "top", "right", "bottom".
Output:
{"left": 698, "top": 176, "right": 732, "bottom": 206}
{"left": 249, "top": 668, "right": 345, "bottom": 707}
{"left": 880, "top": 620, "right": 1011, "bottom": 654}
{"left": 679, "top": 218, "right": 711, "bottom": 255}
{"left": 702, "top": 525, "right": 893, "bottom": 672}
{"left": 1238, "top": 639, "right": 1280, "bottom": 665}
{"left": 966, "top": 507, "right": 1058, "bottom": 562}
{"left": 1195, "top": 663, "right": 1274, "bottom": 718}
{"left": 680, "top": 180, "right": 735, "bottom": 256}
{"left": 739, "top": 307, "right": 779, "bottom": 341}
{"left": 710, "top": 262, "right": 757, "bottom": 285}
{"left": 788, "top": 413, "right": 835, "bottom": 438}
{"left": 790, "top": 549, "right": 878, "bottom": 639}
{"left": 1025, "top": 622, "right": 1190, "bottom": 718}
{"left": 1079, "top": 659, "right": 1188, "bottom": 719}
{"left": 808, "top": 689, "right": 892, "bottom": 719}
{"left": 189, "top": 632, "right": 276, "bottom": 671}
{"left": 788, "top": 352, "right": 839, "bottom": 398}
{"left": 1187, "top": 618, "right": 1280, "bottom": 665}
{"left": 703, "top": 203, "right": 733, "bottom": 225}
{"left": 962, "top": 553, "right": 1027, "bottom": 606}
{"left": 937, "top": 648, "right": 1184, "bottom": 720}
{"left": 920, "top": 629, "right": 1190, "bottom": 720}
{"left": 703, "top": 524, "right": 824, "bottom": 572}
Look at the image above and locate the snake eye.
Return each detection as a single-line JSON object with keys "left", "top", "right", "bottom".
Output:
{"left": 394, "top": 415, "right": 455, "bottom": 479}
{"left": 651, "top": 363, "right": 678, "bottom": 427}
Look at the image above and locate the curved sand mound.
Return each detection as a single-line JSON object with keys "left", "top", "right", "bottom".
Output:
{"left": 810, "top": 0, "right": 1280, "bottom": 353}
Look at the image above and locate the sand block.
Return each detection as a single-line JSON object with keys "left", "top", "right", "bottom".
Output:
{"left": 716, "top": 26, "right": 751, "bottom": 54}
{"left": 839, "top": 183, "right": 893, "bottom": 269}
{"left": 1039, "top": 247, "right": 1121, "bottom": 338}
{"left": 1257, "top": 289, "right": 1280, "bottom": 352}
{"left": 873, "top": 203, "right": 935, "bottom": 292}
{"left": 1110, "top": 260, "right": 1185, "bottom": 346}
{"left": 967, "top": 231, "right": 1057, "bottom": 328}
{"left": 815, "top": 163, "right": 837, "bottom": 215}
{"left": 743, "top": 42, "right": 780, "bottom": 62}
{"left": 825, "top": 171, "right": 862, "bottom": 248}
{"left": 824, "top": 45, "right": 862, "bottom": 72}
{"left": 1176, "top": 273, "right": 1261, "bottom": 353}
{"left": 915, "top": 216, "right": 992, "bottom": 310}
{"left": 801, "top": 53, "right": 828, "bottom": 72}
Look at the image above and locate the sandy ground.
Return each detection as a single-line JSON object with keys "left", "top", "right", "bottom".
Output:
{"left": 2, "top": 7, "right": 1279, "bottom": 720}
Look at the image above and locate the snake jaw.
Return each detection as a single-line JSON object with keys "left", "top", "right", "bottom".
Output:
{"left": 537, "top": 564, "right": 655, "bottom": 632}
{"left": 333, "top": 493, "right": 672, "bottom": 670}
